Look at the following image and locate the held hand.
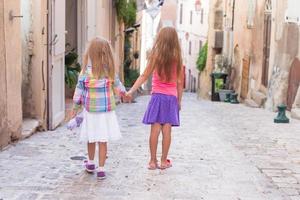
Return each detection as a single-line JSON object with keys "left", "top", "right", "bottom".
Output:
{"left": 125, "top": 91, "right": 132, "bottom": 97}
{"left": 124, "top": 91, "right": 133, "bottom": 103}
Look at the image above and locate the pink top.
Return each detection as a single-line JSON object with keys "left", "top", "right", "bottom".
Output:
{"left": 152, "top": 63, "right": 178, "bottom": 97}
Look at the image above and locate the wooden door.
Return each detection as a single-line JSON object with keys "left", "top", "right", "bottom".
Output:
{"left": 48, "top": 0, "right": 66, "bottom": 129}
{"left": 0, "top": 0, "right": 22, "bottom": 144}
{"left": 287, "top": 58, "right": 300, "bottom": 110}
{"left": 262, "top": 12, "right": 272, "bottom": 87}
{"left": 241, "top": 58, "right": 250, "bottom": 99}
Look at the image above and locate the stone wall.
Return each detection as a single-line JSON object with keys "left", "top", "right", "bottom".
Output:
{"left": 19, "top": 0, "right": 48, "bottom": 128}
{"left": 228, "top": 0, "right": 266, "bottom": 101}
{"left": 21, "top": 0, "right": 34, "bottom": 118}
{"left": 266, "top": 0, "right": 300, "bottom": 113}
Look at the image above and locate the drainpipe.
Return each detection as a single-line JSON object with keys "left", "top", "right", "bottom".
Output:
{"left": 231, "top": 0, "right": 235, "bottom": 32}
{"left": 228, "top": 0, "right": 235, "bottom": 89}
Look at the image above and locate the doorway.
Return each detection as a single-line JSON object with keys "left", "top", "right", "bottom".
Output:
{"left": 241, "top": 57, "right": 250, "bottom": 99}
{"left": 21, "top": 0, "right": 48, "bottom": 135}
{"left": 47, "top": 0, "right": 97, "bottom": 129}
{"left": 65, "top": 0, "right": 80, "bottom": 118}
{"left": 65, "top": 0, "right": 92, "bottom": 120}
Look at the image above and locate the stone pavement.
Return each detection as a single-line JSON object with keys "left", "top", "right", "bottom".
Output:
{"left": 1, "top": 93, "right": 300, "bottom": 200}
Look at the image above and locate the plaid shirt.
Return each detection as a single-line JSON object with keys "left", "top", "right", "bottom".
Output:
{"left": 73, "top": 68, "right": 126, "bottom": 112}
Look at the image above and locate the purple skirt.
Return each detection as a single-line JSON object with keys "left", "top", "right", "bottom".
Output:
{"left": 143, "top": 93, "right": 180, "bottom": 126}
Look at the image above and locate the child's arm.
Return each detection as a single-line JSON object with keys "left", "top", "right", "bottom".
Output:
{"left": 114, "top": 74, "right": 126, "bottom": 96}
{"left": 72, "top": 75, "right": 84, "bottom": 113}
{"left": 127, "top": 65, "right": 154, "bottom": 95}
{"left": 177, "top": 67, "right": 184, "bottom": 110}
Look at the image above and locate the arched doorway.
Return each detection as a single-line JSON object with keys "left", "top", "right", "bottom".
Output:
{"left": 261, "top": 0, "right": 272, "bottom": 87}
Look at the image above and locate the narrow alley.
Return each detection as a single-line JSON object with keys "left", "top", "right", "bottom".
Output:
{"left": 1, "top": 94, "right": 300, "bottom": 200}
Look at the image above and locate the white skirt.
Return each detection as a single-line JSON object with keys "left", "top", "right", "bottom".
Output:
{"left": 80, "top": 109, "right": 122, "bottom": 143}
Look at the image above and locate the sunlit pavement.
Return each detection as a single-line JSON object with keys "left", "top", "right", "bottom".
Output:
{"left": 1, "top": 93, "right": 300, "bottom": 200}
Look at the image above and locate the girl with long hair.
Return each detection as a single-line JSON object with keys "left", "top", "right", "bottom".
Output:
{"left": 126, "top": 27, "right": 183, "bottom": 170}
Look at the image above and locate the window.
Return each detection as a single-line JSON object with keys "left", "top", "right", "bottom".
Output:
{"left": 180, "top": 4, "right": 183, "bottom": 24}
{"left": 189, "top": 41, "right": 192, "bottom": 55}
{"left": 200, "top": 9, "right": 204, "bottom": 24}
{"left": 190, "top": 11, "right": 193, "bottom": 24}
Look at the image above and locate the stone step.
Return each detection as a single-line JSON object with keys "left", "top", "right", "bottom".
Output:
{"left": 244, "top": 99, "right": 260, "bottom": 108}
{"left": 22, "top": 119, "right": 39, "bottom": 140}
{"left": 251, "top": 90, "right": 267, "bottom": 107}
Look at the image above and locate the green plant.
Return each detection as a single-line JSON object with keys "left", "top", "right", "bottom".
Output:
{"left": 196, "top": 42, "right": 208, "bottom": 72}
{"left": 115, "top": 0, "right": 137, "bottom": 84}
{"left": 124, "top": 68, "right": 139, "bottom": 87}
{"left": 115, "top": 0, "right": 137, "bottom": 27}
{"left": 65, "top": 49, "right": 81, "bottom": 89}
{"left": 115, "top": 0, "right": 127, "bottom": 22}
{"left": 215, "top": 79, "right": 224, "bottom": 92}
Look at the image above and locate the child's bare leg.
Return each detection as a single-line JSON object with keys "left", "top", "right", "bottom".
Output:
{"left": 149, "top": 123, "right": 161, "bottom": 165}
{"left": 87, "top": 142, "right": 96, "bottom": 161}
{"left": 98, "top": 142, "right": 107, "bottom": 168}
{"left": 161, "top": 124, "right": 172, "bottom": 165}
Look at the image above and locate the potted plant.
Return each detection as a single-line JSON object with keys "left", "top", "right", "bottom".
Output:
{"left": 215, "top": 55, "right": 234, "bottom": 101}
{"left": 196, "top": 42, "right": 208, "bottom": 72}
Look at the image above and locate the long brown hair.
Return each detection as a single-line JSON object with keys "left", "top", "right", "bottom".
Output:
{"left": 82, "top": 37, "right": 115, "bottom": 80}
{"left": 148, "top": 27, "right": 182, "bottom": 82}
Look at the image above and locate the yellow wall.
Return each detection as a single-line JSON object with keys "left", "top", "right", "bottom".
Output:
{"left": 0, "top": 0, "right": 9, "bottom": 148}
{"left": 0, "top": 0, "right": 23, "bottom": 148}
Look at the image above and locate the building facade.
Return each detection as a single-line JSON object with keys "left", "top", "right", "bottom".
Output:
{"left": 199, "top": 0, "right": 300, "bottom": 119}
{"left": 177, "top": 0, "right": 209, "bottom": 92}
{"left": 0, "top": 0, "right": 124, "bottom": 149}
{"left": 139, "top": 0, "right": 162, "bottom": 90}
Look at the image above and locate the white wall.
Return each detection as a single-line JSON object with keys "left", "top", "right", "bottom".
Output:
{"left": 140, "top": 2, "right": 162, "bottom": 90}
{"left": 176, "top": 0, "right": 209, "bottom": 91}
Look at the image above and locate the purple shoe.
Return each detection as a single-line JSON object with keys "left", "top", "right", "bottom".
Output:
{"left": 84, "top": 161, "right": 95, "bottom": 173}
{"left": 97, "top": 171, "right": 106, "bottom": 180}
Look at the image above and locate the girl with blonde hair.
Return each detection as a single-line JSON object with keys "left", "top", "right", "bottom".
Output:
{"left": 72, "top": 37, "right": 126, "bottom": 179}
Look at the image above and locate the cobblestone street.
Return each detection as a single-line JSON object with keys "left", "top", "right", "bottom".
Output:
{"left": 1, "top": 93, "right": 300, "bottom": 200}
